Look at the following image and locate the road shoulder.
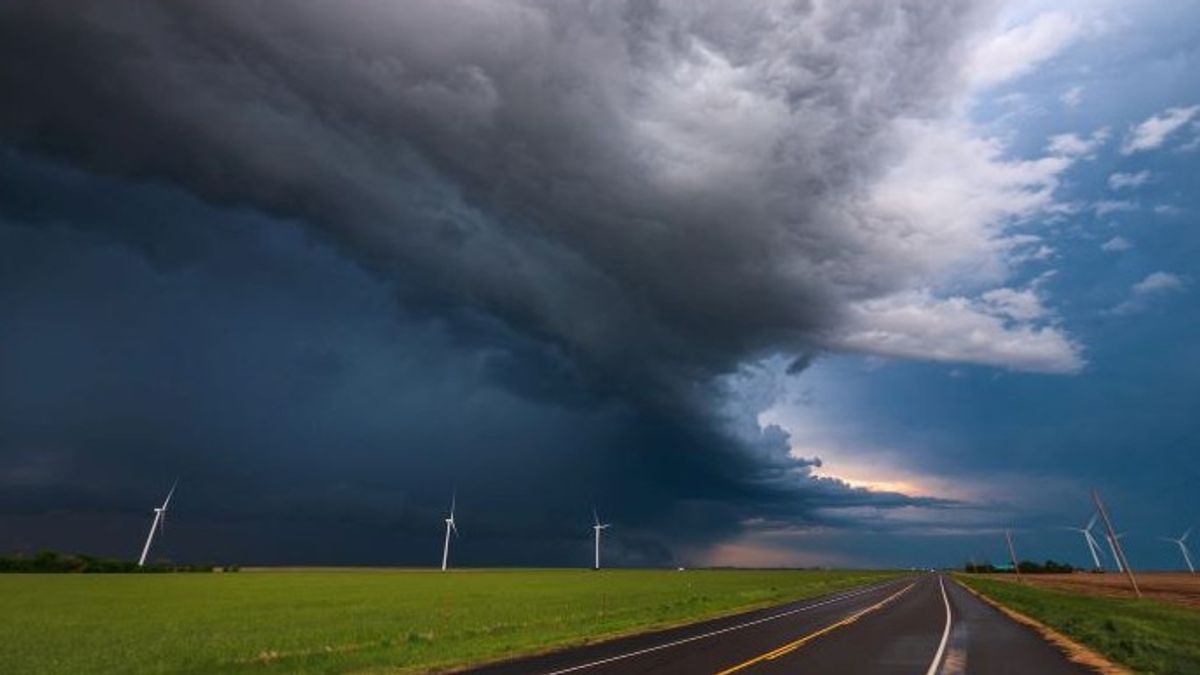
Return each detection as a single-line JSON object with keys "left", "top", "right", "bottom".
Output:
{"left": 952, "top": 576, "right": 1129, "bottom": 675}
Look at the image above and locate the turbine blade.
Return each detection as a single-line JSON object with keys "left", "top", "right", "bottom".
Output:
{"left": 1183, "top": 528, "right": 1192, "bottom": 542}
{"left": 1086, "top": 513, "right": 1098, "bottom": 530}
{"left": 162, "top": 478, "right": 179, "bottom": 510}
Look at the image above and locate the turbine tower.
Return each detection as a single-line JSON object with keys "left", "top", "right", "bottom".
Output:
{"left": 441, "top": 491, "right": 458, "bottom": 572}
{"left": 592, "top": 508, "right": 610, "bottom": 570}
{"left": 1105, "top": 532, "right": 1128, "bottom": 573}
{"left": 1162, "top": 528, "right": 1195, "bottom": 573}
{"left": 1093, "top": 489, "right": 1140, "bottom": 597}
{"left": 1005, "top": 530, "right": 1022, "bottom": 581}
{"left": 138, "top": 479, "right": 178, "bottom": 567}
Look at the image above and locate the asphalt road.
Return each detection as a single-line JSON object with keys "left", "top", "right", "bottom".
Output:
{"left": 466, "top": 574, "right": 1095, "bottom": 674}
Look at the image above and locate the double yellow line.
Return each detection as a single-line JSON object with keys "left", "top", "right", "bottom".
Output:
{"left": 714, "top": 581, "right": 917, "bottom": 675}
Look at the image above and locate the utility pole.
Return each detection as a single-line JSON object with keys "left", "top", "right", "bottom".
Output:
{"left": 1005, "top": 530, "right": 1022, "bottom": 582}
{"left": 1093, "top": 489, "right": 1141, "bottom": 597}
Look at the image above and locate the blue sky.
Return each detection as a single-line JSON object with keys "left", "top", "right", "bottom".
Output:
{"left": 748, "top": 0, "right": 1200, "bottom": 568}
{"left": 0, "top": 1, "right": 1197, "bottom": 569}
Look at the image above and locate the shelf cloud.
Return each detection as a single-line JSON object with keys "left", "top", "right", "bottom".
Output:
{"left": 0, "top": 1, "right": 1088, "bottom": 564}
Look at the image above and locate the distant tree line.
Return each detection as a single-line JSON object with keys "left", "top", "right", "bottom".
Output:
{"left": 0, "top": 550, "right": 238, "bottom": 573}
{"left": 962, "top": 559, "right": 1075, "bottom": 574}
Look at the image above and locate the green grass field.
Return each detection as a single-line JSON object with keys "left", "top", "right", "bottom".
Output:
{"left": 956, "top": 575, "right": 1200, "bottom": 675}
{"left": 0, "top": 568, "right": 898, "bottom": 674}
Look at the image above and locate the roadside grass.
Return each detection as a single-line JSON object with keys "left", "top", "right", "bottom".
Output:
{"left": 0, "top": 568, "right": 898, "bottom": 674}
{"left": 957, "top": 574, "right": 1200, "bottom": 674}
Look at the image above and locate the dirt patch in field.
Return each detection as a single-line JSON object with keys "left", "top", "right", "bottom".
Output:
{"left": 981, "top": 573, "right": 1200, "bottom": 609}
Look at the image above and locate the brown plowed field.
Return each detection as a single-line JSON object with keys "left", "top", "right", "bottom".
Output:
{"left": 984, "top": 573, "right": 1200, "bottom": 609}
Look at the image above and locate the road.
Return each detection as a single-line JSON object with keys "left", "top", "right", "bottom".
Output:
{"left": 467, "top": 574, "right": 1094, "bottom": 674}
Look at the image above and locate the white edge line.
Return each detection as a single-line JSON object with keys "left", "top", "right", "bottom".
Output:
{"left": 925, "top": 574, "right": 952, "bottom": 675}
{"left": 538, "top": 578, "right": 906, "bottom": 675}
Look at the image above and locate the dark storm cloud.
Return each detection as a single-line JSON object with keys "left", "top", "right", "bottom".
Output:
{"left": 0, "top": 1, "right": 983, "bottom": 563}
{"left": 0, "top": 0, "right": 989, "bottom": 393}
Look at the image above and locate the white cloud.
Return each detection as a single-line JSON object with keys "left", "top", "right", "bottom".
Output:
{"left": 1107, "top": 170, "right": 1151, "bottom": 190}
{"left": 1100, "top": 236, "right": 1132, "bottom": 252}
{"left": 831, "top": 26, "right": 1097, "bottom": 375}
{"left": 1031, "top": 269, "right": 1058, "bottom": 288}
{"left": 1121, "top": 105, "right": 1200, "bottom": 154}
{"left": 1060, "top": 85, "right": 1084, "bottom": 108}
{"left": 832, "top": 290, "right": 1083, "bottom": 375}
{"left": 1046, "top": 127, "right": 1109, "bottom": 157}
{"left": 858, "top": 118, "right": 1075, "bottom": 294}
{"left": 1154, "top": 204, "right": 1181, "bottom": 216}
{"left": 1093, "top": 200, "right": 1137, "bottom": 216}
{"left": 1133, "top": 271, "right": 1185, "bottom": 295}
{"left": 1019, "top": 245, "right": 1056, "bottom": 263}
{"left": 966, "top": 12, "right": 1084, "bottom": 89}
{"left": 980, "top": 287, "right": 1050, "bottom": 321}
{"left": 1107, "top": 271, "right": 1187, "bottom": 315}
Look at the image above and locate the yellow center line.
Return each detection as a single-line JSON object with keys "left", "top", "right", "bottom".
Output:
{"left": 713, "top": 581, "right": 917, "bottom": 675}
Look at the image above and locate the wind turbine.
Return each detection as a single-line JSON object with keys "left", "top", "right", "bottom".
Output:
{"left": 440, "top": 491, "right": 458, "bottom": 572}
{"left": 1063, "top": 514, "right": 1104, "bottom": 570}
{"left": 1162, "top": 528, "right": 1195, "bottom": 573}
{"left": 592, "top": 508, "right": 610, "bottom": 570}
{"left": 138, "top": 479, "right": 178, "bottom": 567}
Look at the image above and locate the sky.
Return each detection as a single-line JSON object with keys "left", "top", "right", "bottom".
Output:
{"left": 0, "top": 1, "right": 1197, "bottom": 570}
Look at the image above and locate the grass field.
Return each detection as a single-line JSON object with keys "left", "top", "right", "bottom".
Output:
{"left": 0, "top": 568, "right": 898, "bottom": 674}
{"left": 957, "top": 574, "right": 1200, "bottom": 675}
